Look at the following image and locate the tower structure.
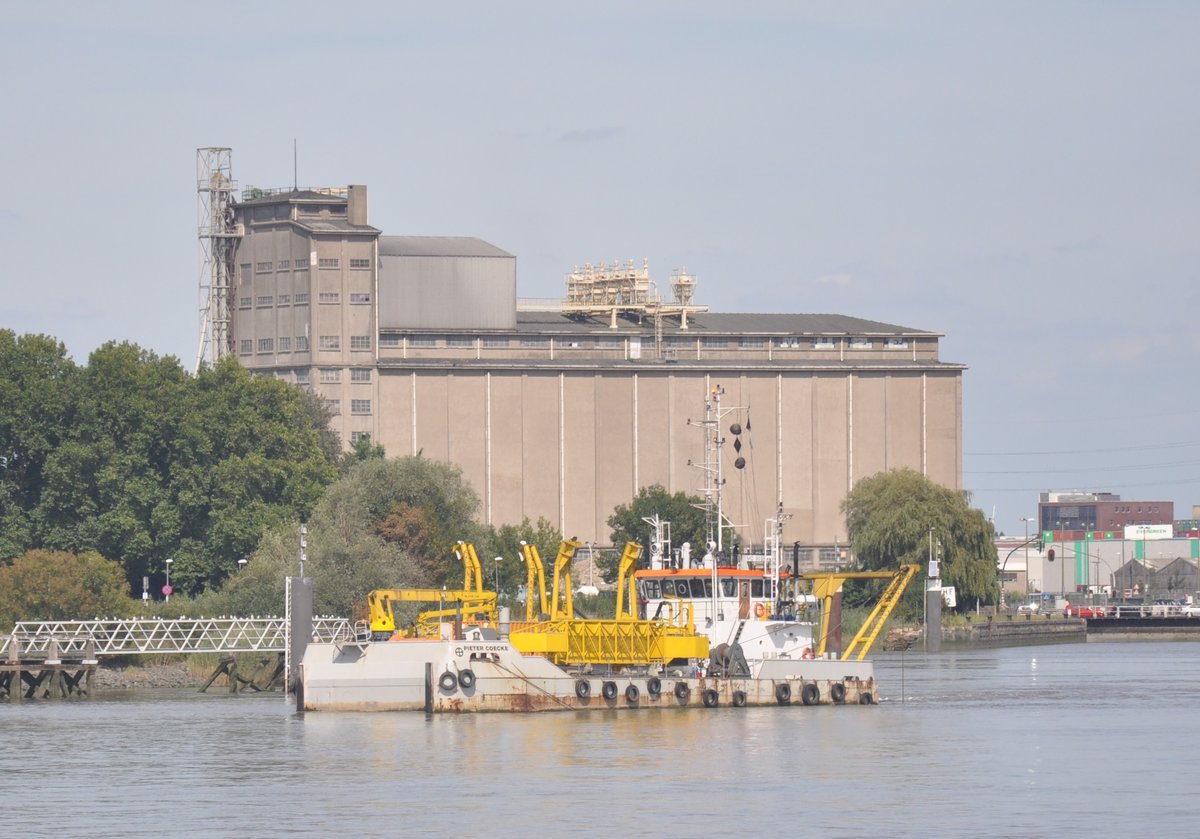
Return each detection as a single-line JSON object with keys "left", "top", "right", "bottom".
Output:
{"left": 195, "top": 147, "right": 242, "bottom": 372}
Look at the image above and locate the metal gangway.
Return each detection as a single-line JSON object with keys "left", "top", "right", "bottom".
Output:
{"left": 1, "top": 616, "right": 352, "bottom": 659}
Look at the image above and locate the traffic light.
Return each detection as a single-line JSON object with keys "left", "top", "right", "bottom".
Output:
{"left": 1047, "top": 548, "right": 1055, "bottom": 563}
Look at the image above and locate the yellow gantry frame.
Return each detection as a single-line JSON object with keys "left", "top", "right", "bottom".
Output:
{"left": 366, "top": 588, "right": 498, "bottom": 635}
{"left": 797, "top": 564, "right": 919, "bottom": 661}
{"left": 614, "top": 541, "right": 643, "bottom": 621}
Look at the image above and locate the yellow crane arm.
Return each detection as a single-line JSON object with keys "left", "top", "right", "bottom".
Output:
{"left": 520, "top": 542, "right": 549, "bottom": 621}
{"left": 367, "top": 588, "right": 498, "bottom": 633}
{"left": 615, "top": 541, "right": 644, "bottom": 620}
{"left": 841, "top": 564, "right": 920, "bottom": 660}
{"left": 550, "top": 538, "right": 583, "bottom": 619}
{"left": 797, "top": 566, "right": 919, "bottom": 659}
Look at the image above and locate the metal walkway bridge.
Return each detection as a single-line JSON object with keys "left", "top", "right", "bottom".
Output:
{"left": 1, "top": 616, "right": 352, "bottom": 659}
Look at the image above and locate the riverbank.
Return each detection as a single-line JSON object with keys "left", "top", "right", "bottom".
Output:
{"left": 93, "top": 661, "right": 199, "bottom": 690}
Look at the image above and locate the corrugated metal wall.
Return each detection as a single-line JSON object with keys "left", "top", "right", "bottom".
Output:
{"left": 379, "top": 254, "right": 516, "bottom": 330}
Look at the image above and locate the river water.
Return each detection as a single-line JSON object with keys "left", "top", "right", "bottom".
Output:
{"left": 3, "top": 640, "right": 1198, "bottom": 838}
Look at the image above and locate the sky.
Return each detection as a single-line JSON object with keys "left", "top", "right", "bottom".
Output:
{"left": 2, "top": 2, "right": 1198, "bottom": 538}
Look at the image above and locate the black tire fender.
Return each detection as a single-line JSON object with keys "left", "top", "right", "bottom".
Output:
{"left": 801, "top": 682, "right": 820, "bottom": 706}
{"left": 674, "top": 681, "right": 690, "bottom": 701}
{"left": 575, "top": 679, "right": 591, "bottom": 699}
{"left": 775, "top": 682, "right": 792, "bottom": 705}
{"left": 859, "top": 692, "right": 874, "bottom": 705}
{"left": 458, "top": 669, "right": 476, "bottom": 690}
{"left": 625, "top": 684, "right": 640, "bottom": 704}
{"left": 601, "top": 680, "right": 618, "bottom": 700}
{"left": 438, "top": 672, "right": 458, "bottom": 692}
{"left": 703, "top": 688, "right": 719, "bottom": 708}
{"left": 732, "top": 690, "right": 747, "bottom": 707}
{"left": 830, "top": 682, "right": 846, "bottom": 704}
{"left": 646, "top": 676, "right": 662, "bottom": 697}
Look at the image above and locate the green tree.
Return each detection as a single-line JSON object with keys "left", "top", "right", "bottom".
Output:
{"left": 0, "top": 331, "right": 77, "bottom": 559}
{"left": 0, "top": 549, "right": 136, "bottom": 631}
{"left": 840, "top": 468, "right": 998, "bottom": 613}
{"left": 603, "top": 484, "right": 707, "bottom": 583}
{"left": 481, "top": 516, "right": 564, "bottom": 596}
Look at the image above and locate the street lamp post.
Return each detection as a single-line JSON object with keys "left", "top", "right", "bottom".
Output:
{"left": 1020, "top": 516, "right": 1035, "bottom": 596}
{"left": 165, "top": 557, "right": 174, "bottom": 602}
{"left": 494, "top": 556, "right": 503, "bottom": 595}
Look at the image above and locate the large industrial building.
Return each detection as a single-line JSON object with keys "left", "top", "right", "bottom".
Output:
{"left": 196, "top": 149, "right": 965, "bottom": 565}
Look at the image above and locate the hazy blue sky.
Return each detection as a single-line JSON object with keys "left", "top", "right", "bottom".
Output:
{"left": 3, "top": 2, "right": 1197, "bottom": 538}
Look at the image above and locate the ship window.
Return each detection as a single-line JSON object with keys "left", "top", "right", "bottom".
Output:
{"left": 690, "top": 579, "right": 708, "bottom": 598}
{"left": 721, "top": 579, "right": 737, "bottom": 597}
{"left": 751, "top": 580, "right": 764, "bottom": 597}
{"left": 640, "top": 580, "right": 660, "bottom": 599}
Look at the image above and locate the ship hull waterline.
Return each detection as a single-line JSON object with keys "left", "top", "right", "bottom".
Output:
{"left": 300, "top": 637, "right": 877, "bottom": 713}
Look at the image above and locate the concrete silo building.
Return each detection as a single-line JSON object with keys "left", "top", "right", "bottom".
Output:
{"left": 198, "top": 152, "right": 965, "bottom": 566}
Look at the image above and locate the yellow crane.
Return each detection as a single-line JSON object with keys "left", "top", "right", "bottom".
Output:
{"left": 797, "top": 564, "right": 920, "bottom": 660}
{"left": 519, "top": 537, "right": 583, "bottom": 621}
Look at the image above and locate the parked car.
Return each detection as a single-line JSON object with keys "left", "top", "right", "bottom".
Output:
{"left": 1151, "top": 599, "right": 1182, "bottom": 616}
{"left": 1064, "top": 604, "right": 1106, "bottom": 618}
{"left": 1017, "top": 601, "right": 1040, "bottom": 614}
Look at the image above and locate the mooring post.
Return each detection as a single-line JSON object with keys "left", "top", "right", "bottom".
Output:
{"left": 7, "top": 635, "right": 20, "bottom": 705}
{"left": 425, "top": 662, "right": 433, "bottom": 714}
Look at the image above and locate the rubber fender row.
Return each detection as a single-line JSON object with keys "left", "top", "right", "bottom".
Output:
{"left": 774, "top": 680, "right": 870, "bottom": 706}
{"left": 438, "top": 669, "right": 476, "bottom": 692}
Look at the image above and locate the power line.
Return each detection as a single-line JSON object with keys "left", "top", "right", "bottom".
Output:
{"left": 967, "top": 440, "right": 1200, "bottom": 457}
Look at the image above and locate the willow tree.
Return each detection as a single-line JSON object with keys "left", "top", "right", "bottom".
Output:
{"left": 840, "top": 468, "right": 998, "bottom": 609}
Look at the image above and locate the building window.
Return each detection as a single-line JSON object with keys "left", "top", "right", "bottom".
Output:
{"left": 349, "top": 258, "right": 371, "bottom": 269}
{"left": 597, "top": 337, "right": 622, "bottom": 348}
{"left": 239, "top": 339, "right": 252, "bottom": 354}
{"left": 850, "top": 337, "right": 872, "bottom": 348}
{"left": 257, "top": 338, "right": 273, "bottom": 353}
{"left": 256, "top": 295, "right": 273, "bottom": 307}
{"left": 295, "top": 256, "right": 309, "bottom": 269}
{"left": 812, "top": 338, "right": 836, "bottom": 349}
{"left": 238, "top": 297, "right": 251, "bottom": 308}
{"left": 776, "top": 337, "right": 802, "bottom": 348}
{"left": 351, "top": 368, "right": 372, "bottom": 382}
{"left": 255, "top": 261, "right": 272, "bottom": 273}
{"left": 350, "top": 335, "right": 371, "bottom": 350}
{"left": 739, "top": 337, "right": 766, "bottom": 349}
{"left": 319, "top": 292, "right": 340, "bottom": 304}
{"left": 446, "top": 336, "right": 473, "bottom": 348}
{"left": 319, "top": 335, "right": 340, "bottom": 350}
{"left": 294, "top": 369, "right": 310, "bottom": 384}
{"left": 319, "top": 368, "right": 342, "bottom": 383}
{"left": 276, "top": 259, "right": 290, "bottom": 271}
{"left": 482, "top": 338, "right": 509, "bottom": 348}
{"left": 666, "top": 336, "right": 693, "bottom": 349}
{"left": 350, "top": 431, "right": 372, "bottom": 443}
{"left": 240, "top": 263, "right": 252, "bottom": 280}
{"left": 278, "top": 336, "right": 291, "bottom": 352}
{"left": 886, "top": 338, "right": 908, "bottom": 348}
{"left": 379, "top": 335, "right": 401, "bottom": 347}
{"left": 277, "top": 294, "right": 291, "bottom": 306}
{"left": 408, "top": 337, "right": 437, "bottom": 348}
{"left": 521, "top": 337, "right": 550, "bottom": 348}
{"left": 351, "top": 399, "right": 372, "bottom": 415}
{"left": 295, "top": 335, "right": 309, "bottom": 351}
{"left": 318, "top": 258, "right": 340, "bottom": 269}
{"left": 325, "top": 399, "right": 341, "bottom": 415}
{"left": 294, "top": 293, "right": 309, "bottom": 305}
{"left": 350, "top": 293, "right": 371, "bottom": 304}
{"left": 701, "top": 337, "right": 727, "bottom": 349}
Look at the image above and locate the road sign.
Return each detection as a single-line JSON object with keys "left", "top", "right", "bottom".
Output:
{"left": 162, "top": 584, "right": 174, "bottom": 596}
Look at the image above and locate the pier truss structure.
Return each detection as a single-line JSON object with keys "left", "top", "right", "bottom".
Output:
{"left": 1, "top": 616, "right": 351, "bottom": 659}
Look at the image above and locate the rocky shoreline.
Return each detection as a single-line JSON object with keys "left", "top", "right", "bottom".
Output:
{"left": 93, "top": 662, "right": 198, "bottom": 690}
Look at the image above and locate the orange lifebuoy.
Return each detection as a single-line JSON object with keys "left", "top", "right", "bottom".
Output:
{"left": 801, "top": 647, "right": 815, "bottom": 660}
{"left": 754, "top": 603, "right": 768, "bottom": 619}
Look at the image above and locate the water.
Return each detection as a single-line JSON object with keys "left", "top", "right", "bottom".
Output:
{"left": 3, "top": 641, "right": 1198, "bottom": 838}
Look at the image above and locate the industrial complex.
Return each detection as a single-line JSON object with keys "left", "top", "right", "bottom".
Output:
{"left": 195, "top": 148, "right": 966, "bottom": 563}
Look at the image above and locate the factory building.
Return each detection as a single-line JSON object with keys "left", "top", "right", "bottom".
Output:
{"left": 196, "top": 150, "right": 965, "bottom": 564}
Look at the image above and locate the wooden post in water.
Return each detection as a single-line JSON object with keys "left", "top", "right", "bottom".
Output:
{"left": 424, "top": 662, "right": 433, "bottom": 714}
{"left": 6, "top": 634, "right": 20, "bottom": 705}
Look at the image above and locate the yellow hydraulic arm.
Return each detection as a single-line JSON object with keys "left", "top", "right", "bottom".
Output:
{"left": 549, "top": 537, "right": 583, "bottom": 619}
{"left": 797, "top": 564, "right": 919, "bottom": 660}
{"left": 455, "top": 541, "right": 485, "bottom": 593}
{"left": 614, "top": 541, "right": 644, "bottom": 620}
{"left": 520, "top": 541, "right": 549, "bottom": 621}
{"left": 367, "top": 588, "right": 498, "bottom": 634}
{"left": 520, "top": 538, "right": 583, "bottom": 620}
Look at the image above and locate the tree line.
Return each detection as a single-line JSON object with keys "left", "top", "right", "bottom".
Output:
{"left": 0, "top": 329, "right": 998, "bottom": 628}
